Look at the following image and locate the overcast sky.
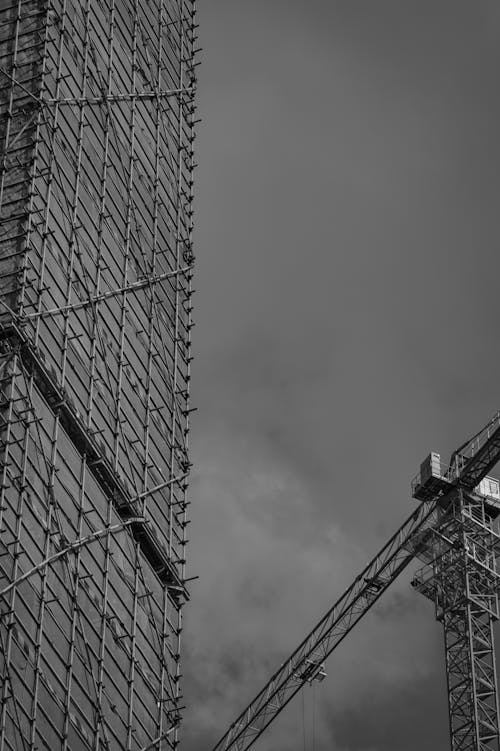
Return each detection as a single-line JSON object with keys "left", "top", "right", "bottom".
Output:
{"left": 181, "top": 3, "right": 500, "bottom": 750}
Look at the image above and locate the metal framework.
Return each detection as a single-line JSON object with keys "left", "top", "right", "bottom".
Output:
{"left": 0, "top": 1, "right": 197, "bottom": 749}
{"left": 413, "top": 492, "right": 500, "bottom": 750}
{"left": 211, "top": 413, "right": 500, "bottom": 751}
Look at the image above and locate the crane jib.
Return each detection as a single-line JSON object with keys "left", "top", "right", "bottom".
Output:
{"left": 209, "top": 500, "right": 442, "bottom": 751}
{"left": 458, "top": 423, "right": 500, "bottom": 490}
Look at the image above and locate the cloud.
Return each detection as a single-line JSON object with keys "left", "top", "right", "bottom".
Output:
{"left": 181, "top": 419, "right": 445, "bottom": 750}
{"left": 182, "top": 431, "right": 368, "bottom": 748}
{"left": 326, "top": 671, "right": 448, "bottom": 751}
{"left": 183, "top": 1, "right": 500, "bottom": 749}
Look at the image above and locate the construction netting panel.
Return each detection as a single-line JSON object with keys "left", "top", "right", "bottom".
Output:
{"left": 0, "top": 350, "right": 182, "bottom": 751}
{"left": 0, "top": 0, "right": 196, "bottom": 748}
{"left": 0, "top": 1, "right": 44, "bottom": 319}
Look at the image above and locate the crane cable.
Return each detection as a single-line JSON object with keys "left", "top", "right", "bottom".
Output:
{"left": 301, "top": 683, "right": 318, "bottom": 751}
{"left": 312, "top": 682, "right": 316, "bottom": 751}
{"left": 302, "top": 690, "right": 306, "bottom": 751}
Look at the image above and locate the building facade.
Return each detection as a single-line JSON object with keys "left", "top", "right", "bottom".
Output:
{"left": 0, "top": 1, "right": 196, "bottom": 748}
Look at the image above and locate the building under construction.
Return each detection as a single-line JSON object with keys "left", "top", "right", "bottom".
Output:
{"left": 0, "top": 1, "right": 197, "bottom": 749}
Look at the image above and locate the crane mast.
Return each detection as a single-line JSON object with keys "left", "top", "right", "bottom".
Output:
{"left": 211, "top": 411, "right": 500, "bottom": 751}
{"left": 412, "top": 437, "right": 500, "bottom": 750}
{"left": 412, "top": 489, "right": 500, "bottom": 750}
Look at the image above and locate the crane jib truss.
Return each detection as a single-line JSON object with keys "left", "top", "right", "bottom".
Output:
{"left": 211, "top": 411, "right": 500, "bottom": 751}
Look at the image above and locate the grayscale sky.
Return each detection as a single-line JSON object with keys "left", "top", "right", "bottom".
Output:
{"left": 182, "top": 2, "right": 500, "bottom": 750}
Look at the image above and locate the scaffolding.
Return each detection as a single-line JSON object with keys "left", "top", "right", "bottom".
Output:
{"left": 0, "top": 0, "right": 197, "bottom": 749}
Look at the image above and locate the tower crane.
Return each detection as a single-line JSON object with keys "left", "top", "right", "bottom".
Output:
{"left": 210, "top": 411, "right": 500, "bottom": 751}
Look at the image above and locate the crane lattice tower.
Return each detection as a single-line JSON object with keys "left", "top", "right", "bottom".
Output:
{"left": 412, "top": 456, "right": 500, "bottom": 750}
